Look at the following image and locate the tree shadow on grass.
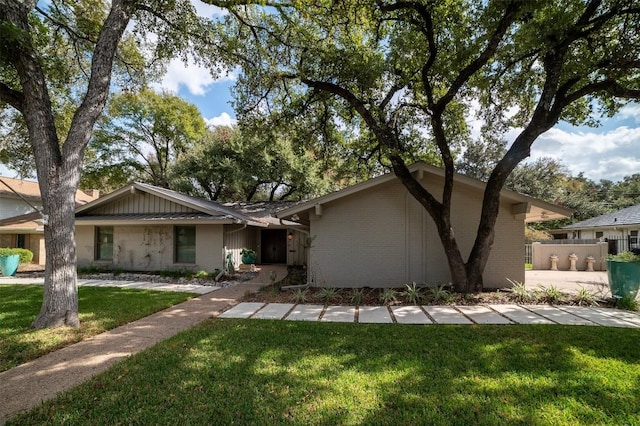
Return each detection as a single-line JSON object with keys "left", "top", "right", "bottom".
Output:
{"left": 8, "top": 321, "right": 640, "bottom": 425}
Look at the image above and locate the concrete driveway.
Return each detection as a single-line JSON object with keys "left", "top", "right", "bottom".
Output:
{"left": 525, "top": 270, "right": 610, "bottom": 296}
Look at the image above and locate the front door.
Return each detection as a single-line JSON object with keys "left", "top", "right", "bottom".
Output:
{"left": 261, "top": 229, "right": 287, "bottom": 264}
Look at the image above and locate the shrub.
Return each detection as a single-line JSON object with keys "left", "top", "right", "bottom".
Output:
{"left": 616, "top": 296, "right": 639, "bottom": 311}
{"left": 290, "top": 288, "right": 309, "bottom": 304}
{"left": 350, "top": 288, "right": 364, "bottom": 306}
{"left": 379, "top": 288, "right": 398, "bottom": 305}
{"left": 0, "top": 248, "right": 33, "bottom": 264}
{"left": 194, "top": 270, "right": 209, "bottom": 279}
{"left": 403, "top": 282, "right": 424, "bottom": 305}
{"left": 506, "top": 279, "right": 535, "bottom": 303}
{"left": 574, "top": 287, "right": 598, "bottom": 306}
{"left": 607, "top": 251, "right": 640, "bottom": 262}
{"left": 427, "top": 284, "right": 451, "bottom": 304}
{"left": 538, "top": 285, "right": 564, "bottom": 304}
{"left": 315, "top": 287, "right": 341, "bottom": 304}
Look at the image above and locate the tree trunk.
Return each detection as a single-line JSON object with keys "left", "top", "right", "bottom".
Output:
{"left": 31, "top": 168, "right": 81, "bottom": 328}
{"left": 0, "top": 0, "right": 135, "bottom": 328}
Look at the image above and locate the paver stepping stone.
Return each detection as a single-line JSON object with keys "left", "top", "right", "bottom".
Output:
{"left": 523, "top": 305, "right": 595, "bottom": 325}
{"left": 489, "top": 304, "right": 553, "bottom": 325}
{"left": 358, "top": 306, "right": 393, "bottom": 323}
{"left": 391, "top": 306, "right": 432, "bottom": 324}
{"left": 321, "top": 306, "right": 356, "bottom": 322}
{"left": 252, "top": 303, "right": 295, "bottom": 320}
{"left": 218, "top": 302, "right": 265, "bottom": 319}
{"left": 285, "top": 304, "right": 324, "bottom": 321}
{"left": 456, "top": 306, "right": 512, "bottom": 324}
{"left": 592, "top": 307, "right": 640, "bottom": 327}
{"left": 558, "top": 306, "right": 640, "bottom": 328}
{"left": 423, "top": 306, "right": 473, "bottom": 324}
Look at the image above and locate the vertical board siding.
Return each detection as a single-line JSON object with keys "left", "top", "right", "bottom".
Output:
{"left": 92, "top": 194, "right": 197, "bottom": 215}
{"left": 223, "top": 225, "right": 258, "bottom": 268}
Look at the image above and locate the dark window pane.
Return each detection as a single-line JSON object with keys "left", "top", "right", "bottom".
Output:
{"left": 96, "top": 227, "right": 113, "bottom": 261}
{"left": 175, "top": 226, "right": 196, "bottom": 263}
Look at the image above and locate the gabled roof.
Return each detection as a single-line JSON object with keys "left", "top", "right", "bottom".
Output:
{"left": 223, "top": 201, "right": 305, "bottom": 227}
{"left": 275, "top": 162, "right": 573, "bottom": 223}
{"left": 0, "top": 176, "right": 98, "bottom": 205}
{"left": 0, "top": 212, "right": 44, "bottom": 233}
{"left": 75, "top": 182, "right": 267, "bottom": 227}
{"left": 563, "top": 204, "right": 640, "bottom": 230}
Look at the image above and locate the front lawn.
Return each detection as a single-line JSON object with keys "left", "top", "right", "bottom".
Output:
{"left": 10, "top": 319, "right": 640, "bottom": 425}
{"left": 0, "top": 285, "right": 193, "bottom": 372}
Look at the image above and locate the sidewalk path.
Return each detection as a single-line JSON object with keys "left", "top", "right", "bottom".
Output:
{"left": 221, "top": 302, "right": 640, "bottom": 328}
{"left": 0, "top": 283, "right": 262, "bottom": 424}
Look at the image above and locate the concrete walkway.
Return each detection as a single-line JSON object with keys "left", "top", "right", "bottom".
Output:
{"left": 0, "top": 282, "right": 263, "bottom": 424}
{"left": 220, "top": 302, "right": 640, "bottom": 328}
{"left": 525, "top": 270, "right": 610, "bottom": 295}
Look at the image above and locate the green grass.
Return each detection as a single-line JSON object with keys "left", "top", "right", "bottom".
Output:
{"left": 9, "top": 320, "right": 640, "bottom": 425}
{"left": 0, "top": 285, "right": 193, "bottom": 372}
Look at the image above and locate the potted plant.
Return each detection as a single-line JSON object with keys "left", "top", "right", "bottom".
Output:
{"left": 606, "top": 250, "right": 640, "bottom": 299}
{"left": 0, "top": 248, "right": 29, "bottom": 277}
{"left": 240, "top": 248, "right": 257, "bottom": 265}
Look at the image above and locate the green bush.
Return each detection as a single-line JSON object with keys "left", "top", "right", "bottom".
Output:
{"left": 0, "top": 247, "right": 33, "bottom": 264}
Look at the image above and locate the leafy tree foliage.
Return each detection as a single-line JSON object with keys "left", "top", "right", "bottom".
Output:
{"left": 170, "top": 124, "right": 340, "bottom": 202}
{"left": 221, "top": 0, "right": 640, "bottom": 292}
{"left": 83, "top": 89, "right": 206, "bottom": 190}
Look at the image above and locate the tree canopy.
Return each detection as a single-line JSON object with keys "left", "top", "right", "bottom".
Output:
{"left": 220, "top": 0, "right": 640, "bottom": 291}
{"left": 84, "top": 89, "right": 206, "bottom": 190}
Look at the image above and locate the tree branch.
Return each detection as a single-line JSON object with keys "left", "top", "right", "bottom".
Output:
{"left": 0, "top": 82, "right": 25, "bottom": 111}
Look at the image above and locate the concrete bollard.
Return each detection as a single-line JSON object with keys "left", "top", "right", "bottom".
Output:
{"left": 569, "top": 253, "right": 578, "bottom": 271}
{"left": 549, "top": 255, "right": 559, "bottom": 271}
{"left": 585, "top": 256, "right": 595, "bottom": 272}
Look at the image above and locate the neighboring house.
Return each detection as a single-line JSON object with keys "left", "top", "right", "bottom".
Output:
{"left": 75, "top": 183, "right": 306, "bottom": 272}
{"left": 560, "top": 204, "right": 640, "bottom": 252}
{"left": 275, "top": 162, "right": 572, "bottom": 289}
{"left": 0, "top": 177, "right": 98, "bottom": 265}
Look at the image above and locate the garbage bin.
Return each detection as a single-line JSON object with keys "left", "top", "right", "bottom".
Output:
{"left": 606, "top": 259, "right": 640, "bottom": 299}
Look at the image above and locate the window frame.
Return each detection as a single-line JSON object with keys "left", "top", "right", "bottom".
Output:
{"left": 95, "top": 226, "right": 114, "bottom": 261}
{"left": 174, "top": 225, "right": 196, "bottom": 264}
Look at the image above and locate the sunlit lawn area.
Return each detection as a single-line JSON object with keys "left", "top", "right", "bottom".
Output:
{"left": 0, "top": 284, "right": 193, "bottom": 372}
{"left": 9, "top": 319, "right": 640, "bottom": 426}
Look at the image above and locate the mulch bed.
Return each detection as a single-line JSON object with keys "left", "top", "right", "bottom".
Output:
{"left": 241, "top": 266, "right": 616, "bottom": 307}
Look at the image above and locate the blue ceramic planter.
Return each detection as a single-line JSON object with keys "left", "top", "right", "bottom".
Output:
{"left": 0, "top": 254, "right": 20, "bottom": 277}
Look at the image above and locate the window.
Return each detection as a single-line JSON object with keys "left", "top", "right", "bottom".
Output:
{"left": 95, "top": 226, "right": 113, "bottom": 261}
{"left": 174, "top": 226, "right": 196, "bottom": 263}
{"left": 16, "top": 234, "right": 26, "bottom": 249}
{"left": 595, "top": 231, "right": 604, "bottom": 239}
{"left": 630, "top": 230, "right": 639, "bottom": 245}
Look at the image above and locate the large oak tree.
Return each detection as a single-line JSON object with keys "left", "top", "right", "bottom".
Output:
{"left": 0, "top": 0, "right": 230, "bottom": 328}
{"left": 221, "top": 0, "right": 640, "bottom": 292}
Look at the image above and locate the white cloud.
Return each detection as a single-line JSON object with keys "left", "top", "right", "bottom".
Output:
{"left": 205, "top": 112, "right": 237, "bottom": 127}
{"left": 529, "top": 126, "right": 640, "bottom": 181}
{"left": 192, "top": 1, "right": 228, "bottom": 18}
{"left": 618, "top": 103, "right": 640, "bottom": 123}
{"left": 157, "top": 59, "right": 237, "bottom": 96}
